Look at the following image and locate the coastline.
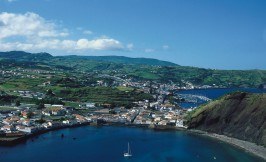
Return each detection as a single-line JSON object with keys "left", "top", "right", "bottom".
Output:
{"left": 0, "top": 123, "right": 265, "bottom": 160}
{"left": 189, "top": 129, "right": 266, "bottom": 161}
{"left": 0, "top": 122, "right": 90, "bottom": 146}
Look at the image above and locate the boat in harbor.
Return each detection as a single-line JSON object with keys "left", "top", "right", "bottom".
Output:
{"left": 123, "top": 142, "right": 132, "bottom": 157}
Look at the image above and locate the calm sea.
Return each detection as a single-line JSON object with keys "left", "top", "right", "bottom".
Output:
{"left": 0, "top": 126, "right": 264, "bottom": 162}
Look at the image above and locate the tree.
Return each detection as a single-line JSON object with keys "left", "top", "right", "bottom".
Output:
{"left": 37, "top": 103, "right": 45, "bottom": 110}
{"left": 0, "top": 95, "right": 17, "bottom": 105}
{"left": 46, "top": 89, "right": 55, "bottom": 96}
{"left": 36, "top": 116, "right": 46, "bottom": 124}
{"left": 109, "top": 110, "right": 116, "bottom": 114}
{"left": 15, "top": 100, "right": 21, "bottom": 107}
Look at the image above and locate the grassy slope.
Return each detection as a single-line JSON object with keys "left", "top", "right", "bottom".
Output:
{"left": 48, "top": 57, "right": 266, "bottom": 87}
{"left": 187, "top": 92, "right": 266, "bottom": 147}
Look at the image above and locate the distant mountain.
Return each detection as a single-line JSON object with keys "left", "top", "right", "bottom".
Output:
{"left": 187, "top": 92, "right": 266, "bottom": 146}
{"left": 0, "top": 51, "right": 177, "bottom": 66}
{"left": 60, "top": 55, "right": 178, "bottom": 66}
{"left": 0, "top": 51, "right": 53, "bottom": 61}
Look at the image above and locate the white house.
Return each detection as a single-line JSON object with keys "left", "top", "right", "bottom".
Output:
{"left": 62, "top": 120, "right": 70, "bottom": 124}
{"left": 16, "top": 125, "right": 37, "bottom": 133}
{"left": 85, "top": 102, "right": 95, "bottom": 108}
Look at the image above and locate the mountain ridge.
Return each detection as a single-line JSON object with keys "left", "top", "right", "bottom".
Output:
{"left": 0, "top": 51, "right": 177, "bottom": 66}
{"left": 59, "top": 55, "right": 178, "bottom": 66}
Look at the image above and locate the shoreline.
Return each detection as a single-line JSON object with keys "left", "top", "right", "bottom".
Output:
{"left": 0, "top": 123, "right": 265, "bottom": 160}
{"left": 0, "top": 122, "right": 90, "bottom": 146}
{"left": 189, "top": 130, "right": 266, "bottom": 161}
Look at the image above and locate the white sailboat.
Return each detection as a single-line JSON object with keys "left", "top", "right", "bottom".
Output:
{"left": 124, "top": 142, "right": 132, "bottom": 157}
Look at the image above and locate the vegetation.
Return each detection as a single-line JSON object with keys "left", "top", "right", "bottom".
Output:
{"left": 0, "top": 51, "right": 265, "bottom": 88}
{"left": 186, "top": 92, "right": 266, "bottom": 147}
{"left": 0, "top": 94, "right": 17, "bottom": 105}
{"left": 15, "top": 100, "right": 21, "bottom": 107}
{"left": 57, "top": 87, "right": 154, "bottom": 107}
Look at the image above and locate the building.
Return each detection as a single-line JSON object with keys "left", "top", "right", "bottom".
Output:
{"left": 73, "top": 114, "right": 87, "bottom": 123}
{"left": 1, "top": 125, "right": 16, "bottom": 132}
{"left": 85, "top": 102, "right": 95, "bottom": 108}
{"left": 42, "top": 107, "right": 66, "bottom": 116}
{"left": 62, "top": 120, "right": 70, "bottom": 124}
{"left": 16, "top": 125, "right": 37, "bottom": 133}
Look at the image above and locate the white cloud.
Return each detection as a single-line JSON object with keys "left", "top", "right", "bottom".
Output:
{"left": 0, "top": 12, "right": 68, "bottom": 39}
{"left": 0, "top": 38, "right": 125, "bottom": 51}
{"left": 145, "top": 48, "right": 155, "bottom": 53}
{"left": 0, "top": 12, "right": 128, "bottom": 52}
{"left": 76, "top": 38, "right": 123, "bottom": 50}
{"left": 83, "top": 30, "right": 93, "bottom": 35}
{"left": 162, "top": 45, "right": 169, "bottom": 50}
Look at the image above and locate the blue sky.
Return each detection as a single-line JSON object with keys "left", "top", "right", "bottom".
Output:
{"left": 0, "top": 0, "right": 266, "bottom": 69}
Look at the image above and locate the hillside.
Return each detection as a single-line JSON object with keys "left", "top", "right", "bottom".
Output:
{"left": 61, "top": 55, "right": 178, "bottom": 66}
{"left": 0, "top": 51, "right": 53, "bottom": 61}
{"left": 0, "top": 51, "right": 176, "bottom": 66}
{"left": 0, "top": 51, "right": 266, "bottom": 87}
{"left": 187, "top": 92, "right": 266, "bottom": 147}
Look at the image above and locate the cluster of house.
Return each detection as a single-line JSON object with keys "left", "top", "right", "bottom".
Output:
{"left": 16, "top": 90, "right": 45, "bottom": 99}
{"left": 122, "top": 74, "right": 225, "bottom": 91}
{"left": 1, "top": 114, "right": 38, "bottom": 134}
{"left": 0, "top": 90, "right": 189, "bottom": 137}
{"left": 0, "top": 69, "right": 40, "bottom": 79}
{"left": 133, "top": 109, "right": 185, "bottom": 127}
{"left": 0, "top": 105, "right": 91, "bottom": 135}
{"left": 42, "top": 106, "right": 68, "bottom": 116}
{"left": 88, "top": 108, "right": 139, "bottom": 124}
{"left": 0, "top": 69, "right": 22, "bottom": 79}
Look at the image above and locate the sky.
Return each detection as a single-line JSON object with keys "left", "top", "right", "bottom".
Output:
{"left": 0, "top": 0, "right": 266, "bottom": 70}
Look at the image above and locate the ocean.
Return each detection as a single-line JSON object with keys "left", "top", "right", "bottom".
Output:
{"left": 0, "top": 126, "right": 263, "bottom": 162}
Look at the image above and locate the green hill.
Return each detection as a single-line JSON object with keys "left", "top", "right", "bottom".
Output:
{"left": 0, "top": 51, "right": 53, "bottom": 61}
{"left": 61, "top": 55, "right": 178, "bottom": 66}
{"left": 0, "top": 51, "right": 176, "bottom": 66}
{"left": 0, "top": 51, "right": 266, "bottom": 87}
{"left": 186, "top": 92, "right": 266, "bottom": 146}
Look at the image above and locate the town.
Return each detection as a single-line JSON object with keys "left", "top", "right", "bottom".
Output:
{"left": 0, "top": 79, "right": 193, "bottom": 142}
{"left": 0, "top": 66, "right": 214, "bottom": 142}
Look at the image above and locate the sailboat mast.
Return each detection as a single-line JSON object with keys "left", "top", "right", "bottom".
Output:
{"left": 124, "top": 142, "right": 132, "bottom": 157}
{"left": 128, "top": 142, "right": 130, "bottom": 153}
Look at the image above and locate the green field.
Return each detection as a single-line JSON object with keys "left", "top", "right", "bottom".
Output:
{"left": 0, "top": 106, "right": 17, "bottom": 112}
